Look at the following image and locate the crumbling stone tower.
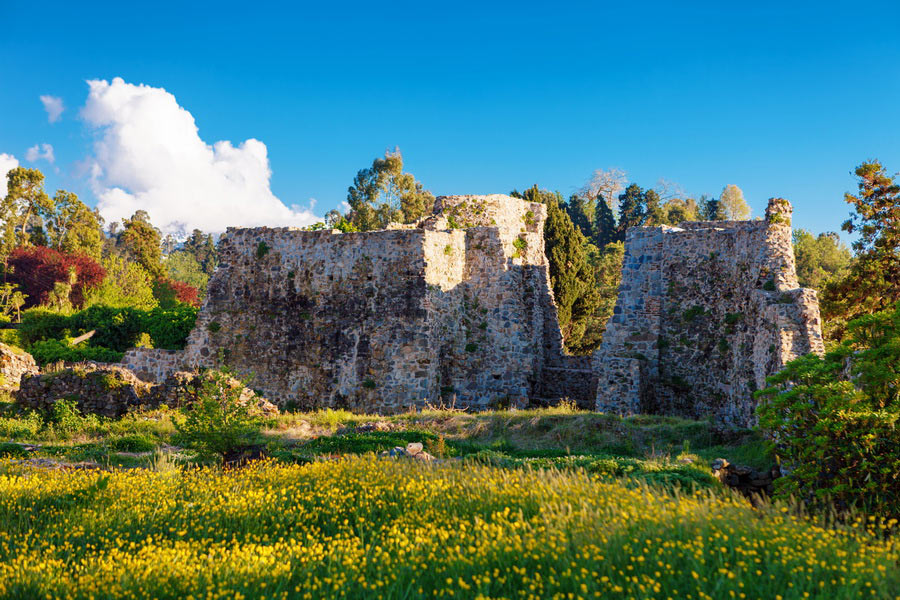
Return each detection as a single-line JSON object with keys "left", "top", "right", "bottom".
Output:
{"left": 594, "top": 198, "right": 824, "bottom": 428}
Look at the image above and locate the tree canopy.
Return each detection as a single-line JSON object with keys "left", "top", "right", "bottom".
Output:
{"left": 346, "top": 149, "right": 435, "bottom": 231}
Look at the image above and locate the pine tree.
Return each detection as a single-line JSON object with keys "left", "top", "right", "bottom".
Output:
{"left": 616, "top": 184, "right": 646, "bottom": 241}
{"left": 522, "top": 185, "right": 601, "bottom": 354}
{"left": 823, "top": 160, "right": 900, "bottom": 341}
{"left": 564, "top": 194, "right": 595, "bottom": 240}
{"left": 593, "top": 194, "right": 618, "bottom": 247}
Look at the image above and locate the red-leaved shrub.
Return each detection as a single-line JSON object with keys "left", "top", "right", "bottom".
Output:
{"left": 153, "top": 277, "right": 200, "bottom": 308}
{"left": 6, "top": 246, "right": 106, "bottom": 308}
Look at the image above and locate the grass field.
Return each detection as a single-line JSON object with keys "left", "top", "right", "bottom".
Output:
{"left": 0, "top": 457, "right": 897, "bottom": 599}
{"left": 0, "top": 402, "right": 897, "bottom": 599}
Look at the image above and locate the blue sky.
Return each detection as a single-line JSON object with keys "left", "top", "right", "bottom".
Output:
{"left": 1, "top": 0, "right": 899, "bottom": 237}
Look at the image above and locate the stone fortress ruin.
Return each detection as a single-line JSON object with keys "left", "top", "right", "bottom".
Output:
{"left": 124, "top": 194, "right": 823, "bottom": 428}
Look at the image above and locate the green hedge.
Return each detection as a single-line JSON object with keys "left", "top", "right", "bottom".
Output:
{"left": 756, "top": 306, "right": 900, "bottom": 518}
{"left": 19, "top": 305, "right": 198, "bottom": 352}
{"left": 28, "top": 339, "right": 124, "bottom": 365}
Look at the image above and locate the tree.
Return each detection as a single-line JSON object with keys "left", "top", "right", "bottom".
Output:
{"left": 83, "top": 254, "right": 157, "bottom": 310}
{"left": 346, "top": 148, "right": 435, "bottom": 231}
{"left": 616, "top": 184, "right": 646, "bottom": 240}
{"left": 579, "top": 241, "right": 625, "bottom": 352}
{"left": 578, "top": 168, "right": 627, "bottom": 214}
{"left": 564, "top": 193, "right": 595, "bottom": 240}
{"left": 6, "top": 246, "right": 105, "bottom": 308}
{"left": 642, "top": 189, "right": 665, "bottom": 226}
{"left": 699, "top": 194, "right": 726, "bottom": 220}
{"left": 661, "top": 197, "right": 700, "bottom": 224}
{"left": 43, "top": 191, "right": 103, "bottom": 260}
{"left": 1, "top": 167, "right": 54, "bottom": 255}
{"left": 153, "top": 277, "right": 200, "bottom": 308}
{"left": 174, "top": 369, "right": 266, "bottom": 464}
{"left": 756, "top": 305, "right": 900, "bottom": 517}
{"left": 166, "top": 251, "right": 209, "bottom": 298}
{"left": 793, "top": 229, "right": 851, "bottom": 291}
{"left": 822, "top": 160, "right": 900, "bottom": 341}
{"left": 182, "top": 229, "right": 218, "bottom": 276}
{"left": 520, "top": 185, "right": 601, "bottom": 354}
{"left": 120, "top": 211, "right": 164, "bottom": 279}
{"left": 592, "top": 193, "right": 618, "bottom": 247}
{"left": 719, "top": 184, "right": 751, "bottom": 220}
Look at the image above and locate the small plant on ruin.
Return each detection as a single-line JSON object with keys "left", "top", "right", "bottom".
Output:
{"left": 512, "top": 236, "right": 528, "bottom": 258}
{"left": 443, "top": 244, "right": 453, "bottom": 255}
{"left": 207, "top": 321, "right": 221, "bottom": 333}
{"left": 256, "top": 241, "right": 270, "bottom": 259}
{"left": 682, "top": 306, "right": 705, "bottom": 322}
{"left": 174, "top": 369, "right": 264, "bottom": 465}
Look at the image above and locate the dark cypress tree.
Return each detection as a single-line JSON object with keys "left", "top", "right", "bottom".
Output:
{"left": 699, "top": 194, "right": 726, "bottom": 220}
{"left": 616, "top": 184, "right": 646, "bottom": 241}
{"left": 564, "top": 193, "right": 595, "bottom": 240}
{"left": 593, "top": 194, "right": 618, "bottom": 247}
{"left": 519, "top": 185, "right": 601, "bottom": 354}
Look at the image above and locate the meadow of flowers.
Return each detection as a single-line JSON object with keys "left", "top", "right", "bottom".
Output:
{"left": 0, "top": 456, "right": 897, "bottom": 599}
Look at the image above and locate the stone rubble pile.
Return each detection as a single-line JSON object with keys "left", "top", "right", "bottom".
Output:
{"left": 15, "top": 361, "right": 278, "bottom": 419}
{"left": 0, "top": 342, "right": 39, "bottom": 392}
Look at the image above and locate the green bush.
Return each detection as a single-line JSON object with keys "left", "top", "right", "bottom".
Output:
{"left": 174, "top": 370, "right": 264, "bottom": 464}
{"left": 756, "top": 305, "right": 900, "bottom": 517}
{"left": 110, "top": 433, "right": 158, "bottom": 453}
{"left": 19, "top": 304, "right": 198, "bottom": 352}
{"left": 0, "top": 411, "right": 43, "bottom": 439}
{"left": 49, "top": 399, "right": 102, "bottom": 437}
{"left": 28, "top": 339, "right": 124, "bottom": 366}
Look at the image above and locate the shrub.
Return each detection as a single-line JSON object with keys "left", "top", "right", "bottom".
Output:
{"left": 152, "top": 277, "right": 200, "bottom": 309}
{"left": 49, "top": 398, "right": 101, "bottom": 436}
{"left": 756, "top": 304, "right": 900, "bottom": 518}
{"left": 6, "top": 246, "right": 106, "bottom": 308}
{"left": 174, "top": 370, "right": 264, "bottom": 464}
{"left": 19, "top": 304, "right": 198, "bottom": 352}
{"left": 28, "top": 339, "right": 123, "bottom": 366}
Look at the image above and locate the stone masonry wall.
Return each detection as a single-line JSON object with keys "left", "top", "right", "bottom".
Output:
{"left": 125, "top": 194, "right": 572, "bottom": 411}
{"left": 595, "top": 198, "right": 824, "bottom": 428}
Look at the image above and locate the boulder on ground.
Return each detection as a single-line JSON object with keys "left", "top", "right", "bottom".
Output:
{"left": 381, "top": 441, "right": 435, "bottom": 461}
{"left": 711, "top": 457, "right": 781, "bottom": 499}
{"left": 0, "top": 343, "right": 39, "bottom": 392}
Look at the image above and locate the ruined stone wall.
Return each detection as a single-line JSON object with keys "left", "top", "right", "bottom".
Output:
{"left": 595, "top": 198, "right": 824, "bottom": 428}
{"left": 126, "top": 194, "right": 570, "bottom": 411}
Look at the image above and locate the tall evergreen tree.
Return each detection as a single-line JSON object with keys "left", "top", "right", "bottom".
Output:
{"left": 699, "top": 194, "right": 726, "bottom": 220}
{"left": 564, "top": 193, "right": 595, "bottom": 240}
{"left": 518, "top": 185, "right": 601, "bottom": 354}
{"left": 823, "top": 160, "right": 900, "bottom": 341}
{"left": 616, "top": 184, "right": 646, "bottom": 241}
{"left": 592, "top": 194, "right": 618, "bottom": 247}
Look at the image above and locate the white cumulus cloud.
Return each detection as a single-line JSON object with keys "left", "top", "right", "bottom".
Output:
{"left": 81, "top": 77, "right": 319, "bottom": 236}
{"left": 40, "top": 95, "right": 65, "bottom": 123}
{"left": 0, "top": 153, "right": 19, "bottom": 199}
{"left": 25, "top": 143, "right": 55, "bottom": 164}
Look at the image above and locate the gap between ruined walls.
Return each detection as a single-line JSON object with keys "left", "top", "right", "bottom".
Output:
{"left": 122, "top": 195, "right": 823, "bottom": 428}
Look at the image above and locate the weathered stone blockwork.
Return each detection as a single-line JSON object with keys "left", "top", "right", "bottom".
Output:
{"left": 126, "top": 195, "right": 582, "bottom": 411}
{"left": 595, "top": 198, "right": 824, "bottom": 428}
